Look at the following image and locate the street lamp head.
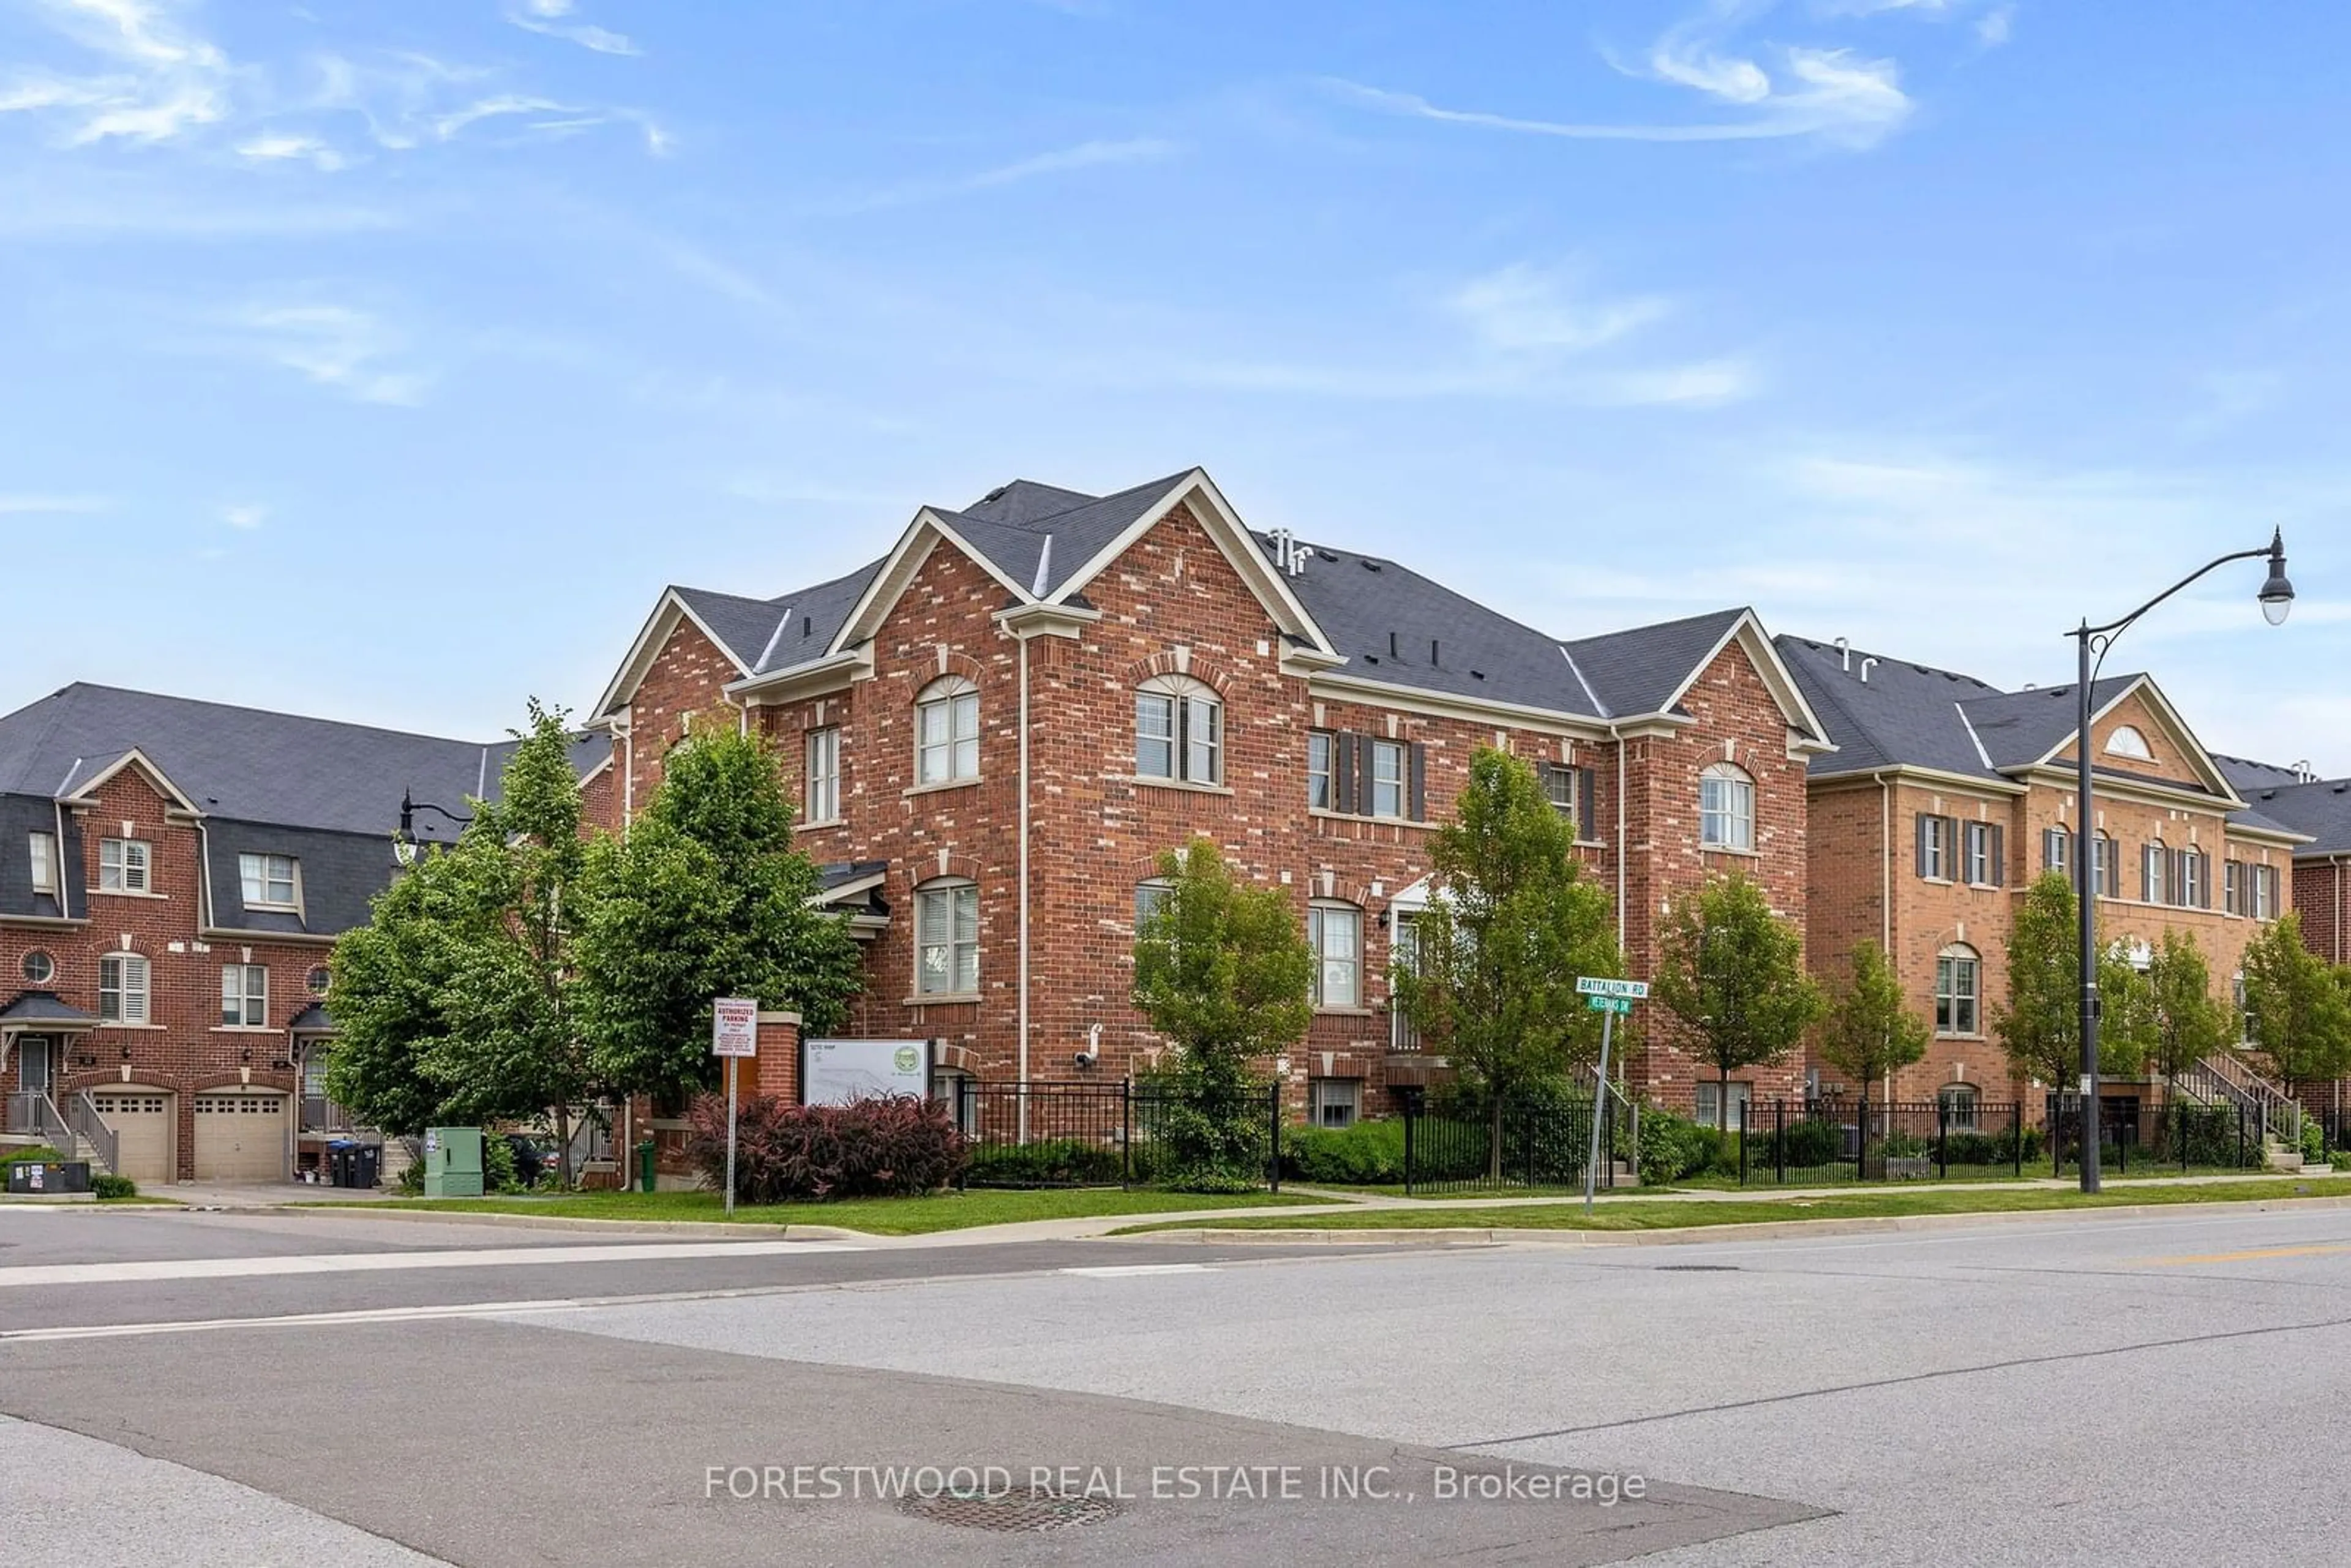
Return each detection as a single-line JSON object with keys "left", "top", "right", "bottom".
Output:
{"left": 2259, "top": 528, "right": 2295, "bottom": 626}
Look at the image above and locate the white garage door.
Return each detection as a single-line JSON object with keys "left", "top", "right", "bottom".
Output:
{"left": 92, "top": 1090, "right": 173, "bottom": 1185}
{"left": 193, "top": 1091, "right": 287, "bottom": 1182}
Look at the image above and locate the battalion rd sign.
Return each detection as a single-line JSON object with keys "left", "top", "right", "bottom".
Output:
{"left": 1575, "top": 977, "right": 1649, "bottom": 1000}
{"left": 711, "top": 997, "right": 759, "bottom": 1058}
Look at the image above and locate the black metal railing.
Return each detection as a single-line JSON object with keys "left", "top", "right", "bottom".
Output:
{"left": 953, "top": 1079, "right": 1283, "bottom": 1191}
{"left": 1397, "top": 1094, "right": 1622, "bottom": 1197}
{"left": 1733, "top": 1098, "right": 2035, "bottom": 1185}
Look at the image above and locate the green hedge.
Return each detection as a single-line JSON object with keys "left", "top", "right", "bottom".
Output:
{"left": 1, "top": 1145, "right": 65, "bottom": 1166}
{"left": 1281, "top": 1120, "right": 1408, "bottom": 1185}
{"left": 92, "top": 1174, "right": 138, "bottom": 1199}
{"left": 963, "top": 1137, "right": 1125, "bottom": 1187}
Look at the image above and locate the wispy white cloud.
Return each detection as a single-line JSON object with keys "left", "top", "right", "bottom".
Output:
{"left": 235, "top": 130, "right": 344, "bottom": 170}
{"left": 219, "top": 502, "right": 267, "bottom": 530}
{"left": 0, "top": 0, "right": 232, "bottom": 145}
{"left": 222, "top": 302, "right": 430, "bottom": 405}
{"left": 1327, "top": 0, "right": 1949, "bottom": 152}
{"left": 1446, "top": 263, "right": 1673, "bottom": 354}
{"left": 816, "top": 137, "right": 1179, "bottom": 214}
{"left": 0, "top": 493, "right": 107, "bottom": 514}
{"left": 503, "top": 0, "right": 639, "bottom": 58}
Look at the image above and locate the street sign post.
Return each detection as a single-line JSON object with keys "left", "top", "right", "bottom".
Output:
{"left": 711, "top": 998, "right": 759, "bottom": 1216}
{"left": 1579, "top": 978, "right": 1645, "bottom": 1213}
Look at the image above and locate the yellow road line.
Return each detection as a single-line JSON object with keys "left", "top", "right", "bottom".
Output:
{"left": 2141, "top": 1244, "right": 2351, "bottom": 1266}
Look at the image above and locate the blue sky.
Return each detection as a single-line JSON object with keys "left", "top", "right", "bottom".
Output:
{"left": 2, "top": 0, "right": 2345, "bottom": 770}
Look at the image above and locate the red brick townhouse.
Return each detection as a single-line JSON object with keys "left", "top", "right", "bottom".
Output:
{"left": 2215, "top": 756, "right": 2351, "bottom": 966}
{"left": 590, "top": 467, "right": 1833, "bottom": 1123}
{"left": 0, "top": 683, "right": 610, "bottom": 1184}
{"left": 1775, "top": 635, "right": 2309, "bottom": 1122}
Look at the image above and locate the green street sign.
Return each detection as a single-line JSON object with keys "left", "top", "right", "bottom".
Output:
{"left": 1586, "top": 996, "right": 1635, "bottom": 1014}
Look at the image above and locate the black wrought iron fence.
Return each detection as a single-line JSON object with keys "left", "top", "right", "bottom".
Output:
{"left": 1397, "top": 1094, "right": 1623, "bottom": 1197}
{"left": 1733, "top": 1099, "right": 2034, "bottom": 1185}
{"left": 953, "top": 1079, "right": 1283, "bottom": 1191}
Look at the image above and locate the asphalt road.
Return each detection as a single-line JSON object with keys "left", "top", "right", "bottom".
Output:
{"left": 7, "top": 1201, "right": 2351, "bottom": 1564}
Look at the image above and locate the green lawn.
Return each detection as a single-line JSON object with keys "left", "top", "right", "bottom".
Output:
{"left": 1113, "top": 1174, "right": 2351, "bottom": 1235}
{"left": 304, "top": 1186, "right": 1322, "bottom": 1235}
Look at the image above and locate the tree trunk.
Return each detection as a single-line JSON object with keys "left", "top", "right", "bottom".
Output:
{"left": 555, "top": 1103, "right": 573, "bottom": 1189}
{"left": 1717, "top": 1065, "right": 1730, "bottom": 1131}
{"left": 1488, "top": 1094, "right": 1504, "bottom": 1182}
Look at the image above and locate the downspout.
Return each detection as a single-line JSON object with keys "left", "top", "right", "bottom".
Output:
{"left": 1017, "top": 632, "right": 1032, "bottom": 1136}
{"left": 1880, "top": 771, "right": 1894, "bottom": 949}
{"left": 1609, "top": 723, "right": 1627, "bottom": 949}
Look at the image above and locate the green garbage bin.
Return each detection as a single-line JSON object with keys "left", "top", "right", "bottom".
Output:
{"left": 422, "top": 1127, "right": 485, "bottom": 1198}
{"left": 636, "top": 1138, "right": 657, "bottom": 1194}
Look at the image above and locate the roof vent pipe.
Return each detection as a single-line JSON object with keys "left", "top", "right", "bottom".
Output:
{"left": 1388, "top": 631, "right": 1400, "bottom": 659}
{"left": 1858, "top": 656, "right": 1879, "bottom": 683}
{"left": 1835, "top": 637, "right": 1851, "bottom": 672}
{"left": 1430, "top": 639, "right": 1441, "bottom": 667}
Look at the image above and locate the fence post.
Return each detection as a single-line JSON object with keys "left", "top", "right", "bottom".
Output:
{"left": 1121, "top": 1078, "right": 1133, "bottom": 1188}
{"left": 1938, "top": 1100, "right": 1949, "bottom": 1179}
{"left": 1775, "top": 1098, "right": 1787, "bottom": 1183}
{"left": 1403, "top": 1100, "right": 1417, "bottom": 1198}
{"left": 1857, "top": 1086, "right": 1869, "bottom": 1182}
{"left": 2239, "top": 1103, "right": 2248, "bottom": 1171}
{"left": 1267, "top": 1082, "right": 1282, "bottom": 1193}
{"left": 1738, "top": 1098, "right": 1750, "bottom": 1186}
{"left": 2014, "top": 1100, "right": 2023, "bottom": 1178}
{"left": 2115, "top": 1101, "right": 2126, "bottom": 1174}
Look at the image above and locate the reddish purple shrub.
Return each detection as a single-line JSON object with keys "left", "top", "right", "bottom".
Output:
{"left": 686, "top": 1092, "right": 967, "bottom": 1202}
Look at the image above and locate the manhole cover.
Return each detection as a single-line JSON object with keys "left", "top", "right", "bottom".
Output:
{"left": 898, "top": 1490, "right": 1125, "bottom": 1532}
{"left": 1655, "top": 1263, "right": 1741, "bottom": 1272}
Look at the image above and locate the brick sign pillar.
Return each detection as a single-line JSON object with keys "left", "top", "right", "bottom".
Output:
{"left": 753, "top": 1011, "right": 802, "bottom": 1105}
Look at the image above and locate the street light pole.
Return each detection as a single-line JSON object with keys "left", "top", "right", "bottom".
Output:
{"left": 2069, "top": 530, "right": 2294, "bottom": 1194}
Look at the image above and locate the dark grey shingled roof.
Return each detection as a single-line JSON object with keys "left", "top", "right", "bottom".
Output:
{"left": 2229, "top": 773, "right": 2351, "bottom": 854}
{"left": 0, "top": 991, "right": 100, "bottom": 1025}
{"left": 678, "top": 471, "right": 1798, "bottom": 732}
{"left": 2216, "top": 753, "right": 2314, "bottom": 795}
{"left": 1959, "top": 680, "right": 2143, "bottom": 771}
{"left": 0, "top": 684, "right": 610, "bottom": 934}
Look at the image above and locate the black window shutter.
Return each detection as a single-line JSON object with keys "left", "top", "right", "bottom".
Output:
{"left": 1408, "top": 743, "right": 1427, "bottom": 822}
{"left": 1989, "top": 825, "right": 2006, "bottom": 886}
{"left": 1331, "top": 732, "right": 1354, "bottom": 813}
{"left": 2170, "top": 849, "right": 2188, "bottom": 907}
{"left": 1915, "top": 814, "right": 1931, "bottom": 879}
{"left": 1944, "top": 817, "right": 1961, "bottom": 876}
{"left": 1354, "top": 734, "right": 1375, "bottom": 816}
{"left": 1577, "top": 767, "right": 1597, "bottom": 841}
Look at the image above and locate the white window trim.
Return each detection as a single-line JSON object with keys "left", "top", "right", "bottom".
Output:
{"left": 803, "top": 726, "right": 842, "bottom": 826}
{"left": 913, "top": 878, "right": 980, "bottom": 999}
{"left": 238, "top": 852, "right": 301, "bottom": 912}
{"left": 1309, "top": 899, "right": 1363, "bottom": 1010}
{"left": 222, "top": 962, "right": 269, "bottom": 1029}
{"left": 1700, "top": 763, "right": 1756, "bottom": 853}
{"left": 1935, "top": 945, "right": 1982, "bottom": 1038}
{"left": 99, "top": 836, "right": 152, "bottom": 894}
{"left": 913, "top": 678, "right": 981, "bottom": 787}
{"left": 1306, "top": 730, "right": 1334, "bottom": 812}
{"left": 28, "top": 832, "right": 57, "bottom": 895}
{"left": 1369, "top": 739, "right": 1407, "bottom": 821}
{"left": 99, "top": 953, "right": 151, "bottom": 1025}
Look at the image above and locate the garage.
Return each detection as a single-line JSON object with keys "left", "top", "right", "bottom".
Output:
{"left": 193, "top": 1090, "right": 288, "bottom": 1182}
{"left": 92, "top": 1089, "right": 174, "bottom": 1185}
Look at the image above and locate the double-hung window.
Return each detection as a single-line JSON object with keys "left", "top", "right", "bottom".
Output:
{"left": 1369, "top": 740, "right": 1406, "bottom": 819}
{"left": 2042, "top": 827, "right": 2071, "bottom": 878}
{"left": 1134, "top": 675, "right": 1223, "bottom": 785}
{"left": 239, "top": 852, "right": 298, "bottom": 909}
{"left": 915, "top": 880, "right": 980, "bottom": 996}
{"left": 1936, "top": 945, "right": 1981, "bottom": 1036}
{"left": 28, "top": 832, "right": 57, "bottom": 895}
{"left": 1308, "top": 901, "right": 1362, "bottom": 1008}
{"left": 99, "top": 953, "right": 149, "bottom": 1024}
{"left": 1918, "top": 815, "right": 1954, "bottom": 881}
{"left": 1702, "top": 765, "right": 1755, "bottom": 852}
{"left": 1306, "top": 731, "right": 1334, "bottom": 810}
{"left": 99, "top": 837, "right": 151, "bottom": 893}
{"left": 914, "top": 678, "right": 980, "bottom": 785}
{"left": 1963, "top": 822, "right": 2000, "bottom": 886}
{"left": 804, "top": 727, "right": 841, "bottom": 822}
{"left": 222, "top": 964, "right": 269, "bottom": 1027}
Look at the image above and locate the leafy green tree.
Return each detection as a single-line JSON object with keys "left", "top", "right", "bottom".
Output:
{"left": 1389, "top": 748, "right": 1623, "bottom": 1169}
{"left": 1653, "top": 872, "right": 1823, "bottom": 1129}
{"left": 323, "top": 843, "right": 474, "bottom": 1137}
{"left": 326, "top": 702, "right": 601, "bottom": 1179}
{"left": 1812, "top": 939, "right": 1930, "bottom": 1100}
{"left": 2242, "top": 912, "right": 2351, "bottom": 1086}
{"left": 2104, "top": 928, "right": 2232, "bottom": 1084}
{"left": 576, "top": 728, "right": 864, "bottom": 1106}
{"left": 1993, "top": 872, "right": 2147, "bottom": 1095}
{"left": 1132, "top": 837, "right": 1313, "bottom": 1190}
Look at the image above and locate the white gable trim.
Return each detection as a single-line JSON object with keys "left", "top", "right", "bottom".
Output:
{"left": 2025, "top": 675, "right": 2242, "bottom": 803}
{"left": 1046, "top": 470, "right": 1338, "bottom": 657}
{"left": 591, "top": 589, "right": 753, "bottom": 722}
{"left": 59, "top": 748, "right": 203, "bottom": 816}
{"left": 826, "top": 509, "right": 1037, "bottom": 658}
{"left": 1648, "top": 611, "right": 1832, "bottom": 745}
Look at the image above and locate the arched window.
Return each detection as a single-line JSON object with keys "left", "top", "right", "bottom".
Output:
{"left": 2180, "top": 843, "right": 2208, "bottom": 909}
{"left": 1935, "top": 943, "right": 1981, "bottom": 1037}
{"left": 1135, "top": 674, "right": 1222, "bottom": 784}
{"left": 914, "top": 878, "right": 979, "bottom": 996}
{"left": 914, "top": 676, "right": 980, "bottom": 785}
{"left": 1700, "top": 762, "right": 1755, "bottom": 852}
{"left": 99, "top": 952, "right": 151, "bottom": 1024}
{"left": 1938, "top": 1083, "right": 1979, "bottom": 1129}
{"left": 1308, "top": 899, "right": 1362, "bottom": 1008}
{"left": 2143, "top": 838, "right": 2169, "bottom": 905}
{"left": 2106, "top": 725, "right": 2153, "bottom": 760}
{"left": 2092, "top": 831, "right": 2119, "bottom": 899}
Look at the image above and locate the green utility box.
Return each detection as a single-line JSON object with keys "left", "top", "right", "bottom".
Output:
{"left": 422, "top": 1127, "right": 485, "bottom": 1198}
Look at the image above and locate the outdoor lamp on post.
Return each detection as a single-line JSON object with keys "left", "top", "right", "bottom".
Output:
{"left": 2071, "top": 530, "right": 2292, "bottom": 1195}
{"left": 394, "top": 787, "right": 474, "bottom": 867}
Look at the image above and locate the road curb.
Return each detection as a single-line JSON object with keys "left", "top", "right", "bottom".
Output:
{"left": 1120, "top": 1192, "right": 2351, "bottom": 1247}
{"left": 270, "top": 1206, "right": 860, "bottom": 1241}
